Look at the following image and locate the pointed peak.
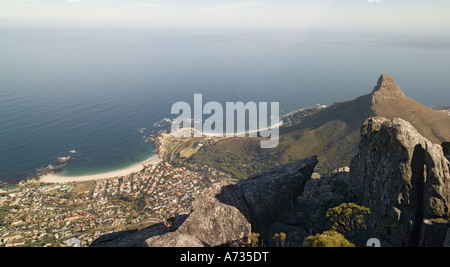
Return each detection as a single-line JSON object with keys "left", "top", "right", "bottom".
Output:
{"left": 371, "top": 74, "right": 405, "bottom": 100}
{"left": 373, "top": 74, "right": 399, "bottom": 92}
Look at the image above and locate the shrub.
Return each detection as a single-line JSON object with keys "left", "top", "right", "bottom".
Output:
{"left": 249, "top": 232, "right": 260, "bottom": 247}
{"left": 326, "top": 202, "right": 371, "bottom": 234}
{"left": 273, "top": 232, "right": 287, "bottom": 247}
{"left": 303, "top": 230, "right": 355, "bottom": 247}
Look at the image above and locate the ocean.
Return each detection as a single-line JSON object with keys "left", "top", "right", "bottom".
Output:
{"left": 1, "top": 26, "right": 450, "bottom": 183}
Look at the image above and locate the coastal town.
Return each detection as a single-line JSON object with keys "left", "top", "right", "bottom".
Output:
{"left": 0, "top": 155, "right": 232, "bottom": 247}
{"left": 0, "top": 115, "right": 270, "bottom": 247}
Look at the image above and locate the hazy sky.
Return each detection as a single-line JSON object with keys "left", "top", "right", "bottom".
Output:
{"left": 1, "top": 0, "right": 449, "bottom": 32}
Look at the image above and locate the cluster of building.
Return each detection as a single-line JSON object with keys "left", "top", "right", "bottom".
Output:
{"left": 0, "top": 161, "right": 231, "bottom": 247}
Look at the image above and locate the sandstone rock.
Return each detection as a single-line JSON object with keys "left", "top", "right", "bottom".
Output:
{"left": 371, "top": 74, "right": 405, "bottom": 103}
{"left": 146, "top": 157, "right": 319, "bottom": 247}
{"left": 145, "top": 232, "right": 204, "bottom": 247}
{"left": 175, "top": 181, "right": 252, "bottom": 247}
{"left": 350, "top": 117, "right": 450, "bottom": 246}
{"left": 302, "top": 171, "right": 350, "bottom": 208}
{"left": 239, "top": 156, "right": 318, "bottom": 225}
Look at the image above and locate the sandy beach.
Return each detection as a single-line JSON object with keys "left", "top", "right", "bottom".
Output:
{"left": 39, "top": 155, "right": 162, "bottom": 184}
{"left": 39, "top": 122, "right": 281, "bottom": 184}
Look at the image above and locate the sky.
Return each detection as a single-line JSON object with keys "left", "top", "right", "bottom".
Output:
{"left": 0, "top": 0, "right": 449, "bottom": 32}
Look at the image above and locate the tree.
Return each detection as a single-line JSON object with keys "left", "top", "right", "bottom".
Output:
{"left": 303, "top": 230, "right": 355, "bottom": 247}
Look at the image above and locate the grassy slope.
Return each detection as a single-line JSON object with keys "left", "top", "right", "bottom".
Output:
{"left": 372, "top": 95, "right": 450, "bottom": 144}
{"left": 276, "top": 94, "right": 374, "bottom": 174}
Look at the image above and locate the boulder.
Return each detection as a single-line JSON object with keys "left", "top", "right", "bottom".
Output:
{"left": 146, "top": 157, "right": 319, "bottom": 247}
{"left": 239, "top": 156, "right": 318, "bottom": 225}
{"left": 145, "top": 232, "right": 205, "bottom": 247}
{"left": 350, "top": 117, "right": 450, "bottom": 246}
{"left": 175, "top": 182, "right": 252, "bottom": 247}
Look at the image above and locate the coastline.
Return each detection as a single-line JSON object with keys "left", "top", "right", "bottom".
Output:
{"left": 29, "top": 122, "right": 282, "bottom": 185}
{"left": 170, "top": 121, "right": 284, "bottom": 138}
{"left": 202, "top": 121, "right": 284, "bottom": 137}
{"left": 39, "top": 155, "right": 161, "bottom": 184}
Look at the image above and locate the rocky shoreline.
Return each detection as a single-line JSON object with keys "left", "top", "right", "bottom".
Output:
{"left": 432, "top": 105, "right": 450, "bottom": 116}
{"left": 2, "top": 123, "right": 172, "bottom": 188}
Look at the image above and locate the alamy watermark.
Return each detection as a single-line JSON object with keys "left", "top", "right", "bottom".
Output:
{"left": 171, "top": 94, "right": 280, "bottom": 148}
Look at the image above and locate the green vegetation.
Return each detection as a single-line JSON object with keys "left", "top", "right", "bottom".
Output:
{"left": 184, "top": 119, "right": 360, "bottom": 177}
{"left": 303, "top": 203, "right": 371, "bottom": 247}
{"left": 72, "top": 182, "right": 95, "bottom": 194}
{"left": 273, "top": 232, "right": 287, "bottom": 247}
{"left": 277, "top": 120, "right": 359, "bottom": 174}
{"left": 186, "top": 138, "right": 279, "bottom": 180}
{"left": 179, "top": 148, "right": 198, "bottom": 158}
{"left": 326, "top": 202, "right": 371, "bottom": 234}
{"left": 249, "top": 232, "right": 261, "bottom": 247}
{"left": 165, "top": 217, "right": 177, "bottom": 232}
{"left": 303, "top": 230, "right": 355, "bottom": 247}
{"left": 111, "top": 195, "right": 148, "bottom": 217}
{"left": 282, "top": 107, "right": 324, "bottom": 126}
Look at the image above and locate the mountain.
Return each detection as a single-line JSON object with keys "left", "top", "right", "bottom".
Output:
{"left": 187, "top": 74, "right": 450, "bottom": 177}
{"left": 371, "top": 74, "right": 450, "bottom": 143}
{"left": 276, "top": 74, "right": 450, "bottom": 173}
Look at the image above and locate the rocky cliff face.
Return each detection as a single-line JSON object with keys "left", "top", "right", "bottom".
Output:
{"left": 350, "top": 117, "right": 450, "bottom": 246}
{"left": 371, "top": 74, "right": 406, "bottom": 102}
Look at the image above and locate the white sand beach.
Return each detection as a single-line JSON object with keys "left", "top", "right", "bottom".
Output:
{"left": 39, "top": 155, "right": 162, "bottom": 184}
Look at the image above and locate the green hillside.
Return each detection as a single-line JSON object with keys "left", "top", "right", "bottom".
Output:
{"left": 187, "top": 74, "right": 450, "bottom": 177}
